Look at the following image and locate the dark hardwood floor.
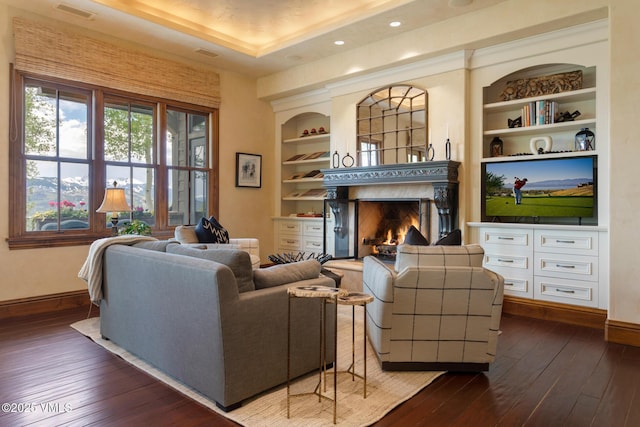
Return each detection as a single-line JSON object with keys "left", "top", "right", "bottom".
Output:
{"left": 2, "top": 307, "right": 639, "bottom": 427}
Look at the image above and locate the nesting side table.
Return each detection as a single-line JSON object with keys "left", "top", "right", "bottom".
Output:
{"left": 337, "top": 292, "right": 374, "bottom": 398}
{"left": 287, "top": 285, "right": 348, "bottom": 424}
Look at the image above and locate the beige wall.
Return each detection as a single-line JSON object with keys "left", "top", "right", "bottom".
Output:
{"left": 608, "top": 0, "right": 640, "bottom": 324}
{"left": 0, "top": 5, "right": 274, "bottom": 302}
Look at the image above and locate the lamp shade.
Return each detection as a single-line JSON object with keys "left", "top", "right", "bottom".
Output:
{"left": 96, "top": 186, "right": 132, "bottom": 213}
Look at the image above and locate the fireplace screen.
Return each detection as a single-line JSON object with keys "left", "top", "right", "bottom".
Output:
{"left": 324, "top": 198, "right": 430, "bottom": 260}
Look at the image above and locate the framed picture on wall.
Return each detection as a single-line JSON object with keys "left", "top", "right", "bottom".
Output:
{"left": 235, "top": 152, "right": 262, "bottom": 188}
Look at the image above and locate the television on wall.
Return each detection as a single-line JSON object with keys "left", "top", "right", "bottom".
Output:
{"left": 482, "top": 155, "right": 597, "bottom": 223}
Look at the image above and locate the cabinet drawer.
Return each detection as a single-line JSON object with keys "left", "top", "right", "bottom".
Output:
{"left": 484, "top": 253, "right": 529, "bottom": 271}
{"left": 303, "top": 236, "right": 324, "bottom": 252}
{"left": 279, "top": 221, "right": 301, "bottom": 234}
{"left": 303, "top": 221, "right": 324, "bottom": 236}
{"left": 534, "top": 276, "right": 597, "bottom": 307}
{"left": 502, "top": 276, "right": 532, "bottom": 298}
{"left": 534, "top": 230, "right": 598, "bottom": 256}
{"left": 278, "top": 235, "right": 301, "bottom": 250}
{"left": 481, "top": 228, "right": 532, "bottom": 248}
{"left": 534, "top": 253, "right": 598, "bottom": 282}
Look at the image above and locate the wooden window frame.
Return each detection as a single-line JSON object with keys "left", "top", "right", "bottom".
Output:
{"left": 8, "top": 68, "right": 219, "bottom": 249}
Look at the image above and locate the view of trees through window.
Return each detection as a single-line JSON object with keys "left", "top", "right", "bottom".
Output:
{"left": 17, "top": 75, "right": 215, "bottom": 243}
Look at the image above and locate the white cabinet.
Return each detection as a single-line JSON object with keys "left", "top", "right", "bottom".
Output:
{"left": 474, "top": 224, "right": 606, "bottom": 309}
{"left": 480, "top": 227, "right": 534, "bottom": 299}
{"left": 273, "top": 217, "right": 330, "bottom": 254}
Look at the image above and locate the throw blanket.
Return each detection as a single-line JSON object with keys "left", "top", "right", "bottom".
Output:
{"left": 78, "top": 235, "right": 157, "bottom": 304}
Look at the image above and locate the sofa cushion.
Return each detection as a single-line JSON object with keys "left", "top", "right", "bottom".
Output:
{"left": 434, "top": 229, "right": 462, "bottom": 246}
{"left": 253, "top": 259, "right": 322, "bottom": 290}
{"left": 195, "top": 216, "right": 230, "bottom": 244}
{"left": 403, "top": 225, "right": 429, "bottom": 245}
{"left": 133, "top": 240, "right": 177, "bottom": 252}
{"left": 167, "top": 245, "right": 255, "bottom": 293}
{"left": 174, "top": 225, "right": 199, "bottom": 244}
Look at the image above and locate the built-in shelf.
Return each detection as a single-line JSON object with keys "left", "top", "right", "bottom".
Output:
{"left": 483, "top": 118, "right": 596, "bottom": 137}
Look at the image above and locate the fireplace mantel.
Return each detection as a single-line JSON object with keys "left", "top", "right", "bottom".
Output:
{"left": 322, "top": 160, "right": 460, "bottom": 188}
{"left": 322, "top": 161, "right": 460, "bottom": 238}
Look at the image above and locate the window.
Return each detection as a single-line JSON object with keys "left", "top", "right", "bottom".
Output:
{"left": 9, "top": 72, "right": 218, "bottom": 249}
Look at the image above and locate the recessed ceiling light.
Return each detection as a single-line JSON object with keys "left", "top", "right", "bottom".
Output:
{"left": 389, "top": 21, "right": 402, "bottom": 27}
{"left": 334, "top": 40, "right": 345, "bottom": 46}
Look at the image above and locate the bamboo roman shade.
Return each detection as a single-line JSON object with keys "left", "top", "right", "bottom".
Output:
{"left": 13, "top": 17, "right": 220, "bottom": 108}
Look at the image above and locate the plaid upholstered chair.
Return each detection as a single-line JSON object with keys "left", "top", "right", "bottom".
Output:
{"left": 363, "top": 244, "right": 504, "bottom": 372}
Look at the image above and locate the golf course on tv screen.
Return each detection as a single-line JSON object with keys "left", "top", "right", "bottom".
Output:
{"left": 483, "top": 156, "right": 595, "bottom": 218}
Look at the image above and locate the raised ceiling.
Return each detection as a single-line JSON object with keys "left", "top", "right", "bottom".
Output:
{"left": 0, "top": 0, "right": 506, "bottom": 77}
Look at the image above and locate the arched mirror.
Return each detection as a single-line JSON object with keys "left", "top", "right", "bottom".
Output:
{"left": 357, "top": 85, "right": 428, "bottom": 166}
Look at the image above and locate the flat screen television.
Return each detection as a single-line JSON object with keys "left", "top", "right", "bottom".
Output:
{"left": 482, "top": 155, "right": 597, "bottom": 223}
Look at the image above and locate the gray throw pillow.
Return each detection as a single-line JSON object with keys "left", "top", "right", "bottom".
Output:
{"left": 253, "top": 259, "right": 321, "bottom": 290}
{"left": 403, "top": 225, "right": 429, "bottom": 245}
{"left": 434, "top": 229, "right": 462, "bottom": 246}
{"left": 167, "top": 245, "right": 255, "bottom": 293}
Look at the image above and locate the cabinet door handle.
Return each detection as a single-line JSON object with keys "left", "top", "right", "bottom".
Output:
{"left": 556, "top": 264, "right": 576, "bottom": 269}
{"left": 556, "top": 288, "right": 576, "bottom": 294}
{"left": 498, "top": 236, "right": 514, "bottom": 240}
{"left": 556, "top": 239, "right": 576, "bottom": 244}
{"left": 311, "top": 227, "right": 321, "bottom": 231}
{"left": 498, "top": 258, "right": 515, "bottom": 263}
{"left": 286, "top": 225, "right": 296, "bottom": 229}
{"left": 286, "top": 240, "right": 296, "bottom": 244}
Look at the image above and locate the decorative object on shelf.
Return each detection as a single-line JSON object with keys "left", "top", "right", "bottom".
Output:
{"left": 508, "top": 116, "right": 522, "bottom": 128}
{"left": 499, "top": 70, "right": 583, "bottom": 101}
{"left": 310, "top": 128, "right": 317, "bottom": 135}
{"left": 445, "top": 138, "right": 451, "bottom": 160}
{"left": 490, "top": 137, "right": 504, "bottom": 157}
{"left": 529, "top": 136, "right": 553, "bottom": 154}
{"left": 318, "top": 127, "right": 327, "bottom": 134}
{"left": 427, "top": 143, "right": 435, "bottom": 161}
{"left": 575, "top": 128, "right": 595, "bottom": 151}
{"left": 301, "top": 129, "right": 309, "bottom": 137}
{"left": 332, "top": 151, "right": 340, "bottom": 168}
{"left": 96, "top": 181, "right": 132, "bottom": 236}
{"left": 341, "top": 153, "right": 354, "bottom": 168}
{"left": 236, "top": 152, "right": 262, "bottom": 188}
{"left": 556, "top": 110, "right": 581, "bottom": 122}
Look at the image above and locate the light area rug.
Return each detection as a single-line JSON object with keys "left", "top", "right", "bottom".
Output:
{"left": 71, "top": 305, "right": 444, "bottom": 426}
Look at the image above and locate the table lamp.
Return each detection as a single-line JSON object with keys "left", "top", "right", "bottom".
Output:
{"left": 97, "top": 181, "right": 132, "bottom": 236}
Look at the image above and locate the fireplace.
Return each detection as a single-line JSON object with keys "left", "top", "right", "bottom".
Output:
{"left": 322, "top": 161, "right": 459, "bottom": 260}
{"left": 358, "top": 199, "right": 429, "bottom": 259}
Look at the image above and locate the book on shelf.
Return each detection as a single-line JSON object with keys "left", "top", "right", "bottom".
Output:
{"left": 521, "top": 100, "right": 559, "bottom": 127}
{"left": 302, "top": 169, "right": 324, "bottom": 178}
{"left": 301, "top": 188, "right": 327, "bottom": 197}
{"left": 287, "top": 172, "right": 306, "bottom": 180}
{"left": 285, "top": 153, "right": 307, "bottom": 162}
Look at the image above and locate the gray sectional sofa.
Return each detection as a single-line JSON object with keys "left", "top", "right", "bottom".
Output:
{"left": 99, "top": 241, "right": 336, "bottom": 411}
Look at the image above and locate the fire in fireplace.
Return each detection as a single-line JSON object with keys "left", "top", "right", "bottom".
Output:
{"left": 358, "top": 198, "right": 430, "bottom": 259}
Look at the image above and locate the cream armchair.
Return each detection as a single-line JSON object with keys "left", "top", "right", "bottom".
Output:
{"left": 174, "top": 225, "right": 260, "bottom": 269}
{"left": 363, "top": 244, "right": 504, "bottom": 372}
